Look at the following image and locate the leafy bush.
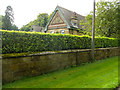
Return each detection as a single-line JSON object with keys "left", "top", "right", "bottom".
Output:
{"left": 1, "top": 30, "right": 119, "bottom": 54}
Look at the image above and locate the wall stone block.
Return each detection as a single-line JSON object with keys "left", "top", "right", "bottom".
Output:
{"left": 2, "top": 47, "right": 119, "bottom": 84}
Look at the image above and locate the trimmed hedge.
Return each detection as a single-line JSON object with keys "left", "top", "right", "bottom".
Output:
{"left": 1, "top": 30, "right": 119, "bottom": 54}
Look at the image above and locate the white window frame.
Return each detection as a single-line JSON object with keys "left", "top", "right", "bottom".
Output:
{"left": 60, "top": 30, "right": 65, "bottom": 34}
{"left": 71, "top": 21, "right": 78, "bottom": 28}
{"left": 50, "top": 31, "right": 54, "bottom": 34}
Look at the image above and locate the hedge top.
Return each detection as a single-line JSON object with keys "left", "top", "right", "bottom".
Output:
{"left": 1, "top": 30, "right": 119, "bottom": 54}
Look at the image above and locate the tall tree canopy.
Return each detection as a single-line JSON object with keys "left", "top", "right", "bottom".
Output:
{"left": 5, "top": 6, "right": 14, "bottom": 24}
{"left": 1, "top": 6, "right": 18, "bottom": 30}
{"left": 20, "top": 13, "right": 50, "bottom": 31}
{"left": 80, "top": 0, "right": 119, "bottom": 38}
{"left": 2, "top": 6, "right": 14, "bottom": 30}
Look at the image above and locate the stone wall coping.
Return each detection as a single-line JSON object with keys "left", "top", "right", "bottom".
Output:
{"left": 1, "top": 47, "right": 119, "bottom": 59}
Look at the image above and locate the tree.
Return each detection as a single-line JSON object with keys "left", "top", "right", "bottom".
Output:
{"left": 20, "top": 13, "right": 52, "bottom": 31}
{"left": 2, "top": 6, "right": 14, "bottom": 30}
{"left": 20, "top": 21, "right": 36, "bottom": 31}
{"left": 48, "top": 12, "right": 54, "bottom": 20}
{"left": 95, "top": 0, "right": 119, "bottom": 37}
{"left": 80, "top": 0, "right": 119, "bottom": 38}
{"left": 80, "top": 14, "right": 93, "bottom": 35}
{"left": 0, "top": 15, "right": 3, "bottom": 29}
{"left": 5, "top": 6, "right": 14, "bottom": 24}
{"left": 36, "top": 13, "right": 48, "bottom": 27}
{"left": 1, "top": 6, "right": 18, "bottom": 30}
{"left": 11, "top": 24, "right": 18, "bottom": 30}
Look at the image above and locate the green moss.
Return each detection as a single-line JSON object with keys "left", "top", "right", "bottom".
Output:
{"left": 1, "top": 50, "right": 66, "bottom": 58}
{"left": 1, "top": 52, "right": 39, "bottom": 58}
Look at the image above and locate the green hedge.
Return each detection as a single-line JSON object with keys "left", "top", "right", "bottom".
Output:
{"left": 1, "top": 30, "right": 119, "bottom": 54}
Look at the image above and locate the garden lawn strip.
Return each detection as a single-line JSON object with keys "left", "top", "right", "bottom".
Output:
{"left": 3, "top": 56, "right": 118, "bottom": 88}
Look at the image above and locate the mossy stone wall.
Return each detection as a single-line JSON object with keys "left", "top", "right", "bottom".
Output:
{"left": 2, "top": 47, "right": 120, "bottom": 84}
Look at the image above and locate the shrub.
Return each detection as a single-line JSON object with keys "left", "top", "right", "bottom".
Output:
{"left": 1, "top": 30, "right": 119, "bottom": 54}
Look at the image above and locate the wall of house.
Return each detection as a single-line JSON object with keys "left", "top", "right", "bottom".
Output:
{"left": 73, "top": 30, "right": 78, "bottom": 35}
{"left": 47, "top": 28, "right": 69, "bottom": 34}
{"left": 69, "top": 29, "right": 79, "bottom": 35}
{"left": 2, "top": 47, "right": 119, "bottom": 84}
{"left": 47, "top": 28, "right": 79, "bottom": 35}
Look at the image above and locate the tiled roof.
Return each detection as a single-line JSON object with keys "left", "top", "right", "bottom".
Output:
{"left": 57, "top": 6, "right": 85, "bottom": 29}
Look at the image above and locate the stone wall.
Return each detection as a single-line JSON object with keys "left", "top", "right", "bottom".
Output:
{"left": 2, "top": 47, "right": 120, "bottom": 84}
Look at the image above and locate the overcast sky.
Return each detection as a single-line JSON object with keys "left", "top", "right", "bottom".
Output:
{"left": 0, "top": 0, "right": 114, "bottom": 29}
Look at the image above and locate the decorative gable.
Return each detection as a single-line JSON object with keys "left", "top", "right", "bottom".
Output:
{"left": 47, "top": 10, "right": 67, "bottom": 30}
{"left": 50, "top": 10, "right": 64, "bottom": 25}
{"left": 52, "top": 15, "right": 64, "bottom": 24}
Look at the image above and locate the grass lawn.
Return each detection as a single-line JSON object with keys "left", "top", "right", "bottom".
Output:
{"left": 3, "top": 56, "right": 118, "bottom": 88}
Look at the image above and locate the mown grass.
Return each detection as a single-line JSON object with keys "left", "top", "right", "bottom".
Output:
{"left": 3, "top": 56, "right": 118, "bottom": 88}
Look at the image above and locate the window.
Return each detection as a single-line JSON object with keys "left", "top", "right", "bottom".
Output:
{"left": 71, "top": 21, "right": 78, "bottom": 28}
{"left": 74, "top": 23, "right": 76, "bottom": 26}
{"left": 60, "top": 30, "right": 65, "bottom": 34}
{"left": 50, "top": 31, "right": 54, "bottom": 34}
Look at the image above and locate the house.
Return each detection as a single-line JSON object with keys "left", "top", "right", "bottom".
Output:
{"left": 30, "top": 25, "right": 44, "bottom": 32}
{"left": 44, "top": 6, "right": 85, "bottom": 35}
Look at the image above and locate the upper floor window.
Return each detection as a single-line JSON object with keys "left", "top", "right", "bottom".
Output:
{"left": 74, "top": 23, "right": 77, "bottom": 26}
{"left": 71, "top": 21, "right": 78, "bottom": 28}
{"left": 60, "top": 30, "right": 65, "bottom": 34}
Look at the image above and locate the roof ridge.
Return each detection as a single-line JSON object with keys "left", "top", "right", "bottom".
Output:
{"left": 57, "top": 6, "right": 75, "bottom": 14}
{"left": 57, "top": 5, "right": 85, "bottom": 17}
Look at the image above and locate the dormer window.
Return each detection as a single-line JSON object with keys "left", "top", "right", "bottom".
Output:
{"left": 70, "top": 12, "right": 78, "bottom": 28}
{"left": 74, "top": 23, "right": 76, "bottom": 26}
{"left": 71, "top": 21, "right": 78, "bottom": 28}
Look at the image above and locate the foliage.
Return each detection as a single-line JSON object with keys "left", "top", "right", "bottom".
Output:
{"left": 1, "top": 30, "right": 119, "bottom": 54}
{"left": 48, "top": 11, "right": 54, "bottom": 20}
{"left": 11, "top": 24, "right": 19, "bottom": 30}
{"left": 20, "top": 21, "right": 34, "bottom": 31}
{"left": 0, "top": 15, "right": 3, "bottom": 29}
{"left": 5, "top": 6, "right": 14, "bottom": 23}
{"left": 80, "top": 0, "right": 119, "bottom": 38}
{"left": 95, "top": 0, "right": 119, "bottom": 37}
{"left": 20, "top": 13, "right": 51, "bottom": 31}
{"left": 1, "top": 6, "right": 18, "bottom": 30}
{"left": 2, "top": 15, "right": 12, "bottom": 30}
{"left": 1, "top": 15, "right": 18, "bottom": 30}
{"left": 2, "top": 6, "right": 14, "bottom": 30}
{"left": 80, "top": 14, "right": 93, "bottom": 36}
{"left": 3, "top": 56, "right": 118, "bottom": 88}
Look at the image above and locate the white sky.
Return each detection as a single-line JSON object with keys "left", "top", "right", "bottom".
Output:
{"left": 0, "top": 0, "right": 114, "bottom": 29}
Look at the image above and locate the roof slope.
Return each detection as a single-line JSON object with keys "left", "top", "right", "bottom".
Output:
{"left": 57, "top": 6, "right": 85, "bottom": 29}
